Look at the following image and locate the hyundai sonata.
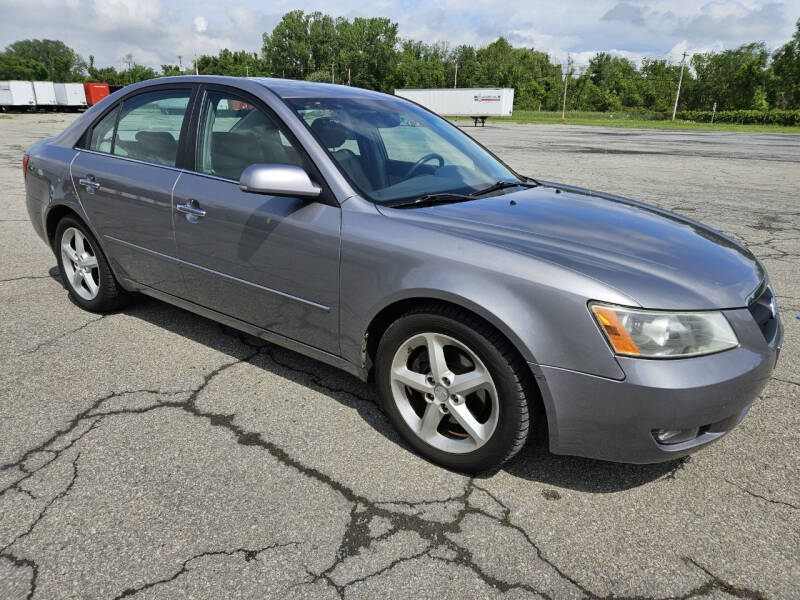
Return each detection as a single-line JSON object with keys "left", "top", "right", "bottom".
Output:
{"left": 23, "top": 76, "right": 782, "bottom": 471}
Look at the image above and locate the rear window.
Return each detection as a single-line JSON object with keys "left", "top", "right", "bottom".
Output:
{"left": 88, "top": 105, "right": 119, "bottom": 153}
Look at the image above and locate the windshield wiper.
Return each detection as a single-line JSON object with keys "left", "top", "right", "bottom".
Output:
{"left": 385, "top": 177, "right": 541, "bottom": 209}
{"left": 386, "top": 192, "right": 476, "bottom": 209}
{"left": 471, "top": 178, "right": 540, "bottom": 198}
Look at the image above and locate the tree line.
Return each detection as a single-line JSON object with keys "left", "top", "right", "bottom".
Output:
{"left": 1, "top": 10, "right": 798, "bottom": 113}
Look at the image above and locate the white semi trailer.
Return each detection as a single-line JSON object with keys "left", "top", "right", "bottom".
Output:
{"left": 54, "top": 83, "right": 87, "bottom": 108}
{"left": 32, "top": 81, "right": 57, "bottom": 107}
{"left": 394, "top": 88, "right": 514, "bottom": 126}
{"left": 0, "top": 81, "right": 36, "bottom": 110}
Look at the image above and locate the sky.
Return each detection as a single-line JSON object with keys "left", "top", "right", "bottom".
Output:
{"left": 1, "top": 0, "right": 798, "bottom": 71}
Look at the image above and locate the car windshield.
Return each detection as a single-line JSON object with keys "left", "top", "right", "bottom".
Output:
{"left": 286, "top": 96, "right": 519, "bottom": 204}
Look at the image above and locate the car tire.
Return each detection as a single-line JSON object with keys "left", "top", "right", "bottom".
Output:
{"left": 54, "top": 216, "right": 129, "bottom": 312}
{"left": 376, "top": 304, "right": 532, "bottom": 472}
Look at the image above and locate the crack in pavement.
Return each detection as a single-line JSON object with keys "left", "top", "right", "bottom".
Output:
{"left": 0, "top": 390, "right": 186, "bottom": 499}
{"left": 681, "top": 558, "right": 767, "bottom": 600}
{"left": 0, "top": 552, "right": 38, "bottom": 600}
{"left": 0, "top": 338, "right": 774, "bottom": 599}
{"left": 770, "top": 376, "right": 800, "bottom": 389}
{"left": 663, "top": 456, "right": 691, "bottom": 481}
{"left": 214, "top": 325, "right": 376, "bottom": 406}
{"left": 0, "top": 275, "right": 54, "bottom": 284}
{"left": 1, "top": 453, "right": 82, "bottom": 554}
{"left": 21, "top": 314, "right": 107, "bottom": 355}
{"left": 112, "top": 542, "right": 299, "bottom": 599}
{"left": 262, "top": 346, "right": 376, "bottom": 405}
{"left": 0, "top": 453, "right": 81, "bottom": 600}
{"left": 726, "top": 479, "right": 799, "bottom": 511}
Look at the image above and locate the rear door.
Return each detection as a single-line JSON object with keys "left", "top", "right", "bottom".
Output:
{"left": 71, "top": 86, "right": 195, "bottom": 295}
{"left": 172, "top": 86, "right": 341, "bottom": 354}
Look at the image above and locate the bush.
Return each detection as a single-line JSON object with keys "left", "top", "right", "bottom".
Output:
{"left": 677, "top": 109, "right": 800, "bottom": 125}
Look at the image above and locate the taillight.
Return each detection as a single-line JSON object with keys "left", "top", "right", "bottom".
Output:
{"left": 22, "top": 154, "right": 30, "bottom": 180}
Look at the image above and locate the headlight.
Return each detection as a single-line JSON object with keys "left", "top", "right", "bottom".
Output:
{"left": 590, "top": 303, "right": 738, "bottom": 358}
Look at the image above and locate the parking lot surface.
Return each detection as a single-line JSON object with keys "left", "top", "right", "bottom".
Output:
{"left": 1, "top": 114, "right": 798, "bottom": 599}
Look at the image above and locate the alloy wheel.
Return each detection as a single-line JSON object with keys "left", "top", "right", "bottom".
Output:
{"left": 60, "top": 227, "right": 100, "bottom": 300}
{"left": 389, "top": 332, "right": 499, "bottom": 454}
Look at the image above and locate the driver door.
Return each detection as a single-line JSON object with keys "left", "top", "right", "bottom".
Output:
{"left": 172, "top": 87, "right": 341, "bottom": 354}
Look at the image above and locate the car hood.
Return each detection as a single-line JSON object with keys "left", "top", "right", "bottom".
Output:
{"left": 381, "top": 184, "right": 763, "bottom": 310}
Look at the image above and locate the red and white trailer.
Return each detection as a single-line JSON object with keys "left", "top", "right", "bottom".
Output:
{"left": 394, "top": 88, "right": 515, "bottom": 126}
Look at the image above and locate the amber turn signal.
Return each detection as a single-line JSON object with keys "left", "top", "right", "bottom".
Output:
{"left": 591, "top": 305, "right": 641, "bottom": 355}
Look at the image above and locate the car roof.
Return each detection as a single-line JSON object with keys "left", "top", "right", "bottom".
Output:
{"left": 251, "top": 77, "right": 388, "bottom": 100}
{"left": 132, "top": 75, "right": 389, "bottom": 100}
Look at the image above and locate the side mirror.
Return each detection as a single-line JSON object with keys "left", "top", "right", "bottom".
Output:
{"left": 239, "top": 163, "right": 321, "bottom": 198}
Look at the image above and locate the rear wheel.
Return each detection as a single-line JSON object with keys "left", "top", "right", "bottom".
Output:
{"left": 376, "top": 305, "right": 531, "bottom": 472}
{"left": 55, "top": 217, "right": 129, "bottom": 312}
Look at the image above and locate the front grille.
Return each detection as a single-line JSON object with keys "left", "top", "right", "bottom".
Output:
{"left": 748, "top": 284, "right": 777, "bottom": 342}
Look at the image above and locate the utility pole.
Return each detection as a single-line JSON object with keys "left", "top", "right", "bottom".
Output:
{"left": 671, "top": 51, "right": 688, "bottom": 121}
{"left": 561, "top": 57, "right": 571, "bottom": 121}
{"left": 178, "top": 55, "right": 182, "bottom": 72}
{"left": 194, "top": 53, "right": 199, "bottom": 75}
{"left": 348, "top": 68, "right": 351, "bottom": 86}
{"left": 454, "top": 63, "right": 458, "bottom": 88}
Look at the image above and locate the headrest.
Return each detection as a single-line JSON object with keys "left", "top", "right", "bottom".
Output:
{"left": 310, "top": 117, "right": 347, "bottom": 149}
{"left": 135, "top": 131, "right": 175, "bottom": 145}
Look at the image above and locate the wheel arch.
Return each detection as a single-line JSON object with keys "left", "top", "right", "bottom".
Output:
{"left": 45, "top": 203, "right": 85, "bottom": 249}
{"left": 363, "top": 293, "right": 547, "bottom": 436}
{"left": 364, "top": 292, "right": 537, "bottom": 367}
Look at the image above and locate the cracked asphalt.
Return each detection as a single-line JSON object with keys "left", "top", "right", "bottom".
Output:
{"left": 1, "top": 114, "right": 798, "bottom": 599}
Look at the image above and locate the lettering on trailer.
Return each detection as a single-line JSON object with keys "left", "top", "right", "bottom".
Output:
{"left": 473, "top": 95, "right": 501, "bottom": 102}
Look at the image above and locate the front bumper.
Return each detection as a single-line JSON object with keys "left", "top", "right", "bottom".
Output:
{"left": 534, "top": 307, "right": 782, "bottom": 463}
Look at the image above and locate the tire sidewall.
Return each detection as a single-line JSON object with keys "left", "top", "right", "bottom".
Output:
{"left": 376, "top": 311, "right": 527, "bottom": 472}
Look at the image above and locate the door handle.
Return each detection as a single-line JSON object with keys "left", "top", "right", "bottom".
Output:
{"left": 176, "top": 200, "right": 206, "bottom": 223}
{"left": 176, "top": 203, "right": 206, "bottom": 217}
{"left": 78, "top": 177, "right": 100, "bottom": 194}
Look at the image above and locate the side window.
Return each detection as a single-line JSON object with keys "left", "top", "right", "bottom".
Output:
{"left": 113, "top": 89, "right": 191, "bottom": 167}
{"left": 196, "top": 91, "right": 304, "bottom": 181}
{"left": 88, "top": 105, "right": 119, "bottom": 153}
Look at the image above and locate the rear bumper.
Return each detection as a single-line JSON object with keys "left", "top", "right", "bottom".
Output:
{"left": 534, "top": 307, "right": 782, "bottom": 463}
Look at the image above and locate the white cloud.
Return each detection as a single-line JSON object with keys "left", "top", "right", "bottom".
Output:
{"left": 193, "top": 16, "right": 208, "bottom": 34}
{"left": 0, "top": 0, "right": 797, "bottom": 70}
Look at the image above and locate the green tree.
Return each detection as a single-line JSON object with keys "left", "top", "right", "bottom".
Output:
{"left": 691, "top": 43, "right": 769, "bottom": 110}
{"left": 161, "top": 64, "right": 183, "bottom": 77}
{"left": 197, "top": 49, "right": 262, "bottom": 76}
{"left": 0, "top": 53, "right": 48, "bottom": 79}
{"left": 4, "top": 39, "right": 85, "bottom": 81}
{"left": 335, "top": 16, "right": 398, "bottom": 91}
{"left": 262, "top": 10, "right": 312, "bottom": 78}
{"left": 769, "top": 18, "right": 800, "bottom": 109}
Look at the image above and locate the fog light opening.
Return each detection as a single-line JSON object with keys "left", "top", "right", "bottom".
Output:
{"left": 653, "top": 427, "right": 700, "bottom": 445}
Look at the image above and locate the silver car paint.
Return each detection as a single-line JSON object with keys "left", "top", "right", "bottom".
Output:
{"left": 24, "top": 76, "right": 782, "bottom": 463}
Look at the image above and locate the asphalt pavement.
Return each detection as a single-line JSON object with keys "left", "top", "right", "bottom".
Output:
{"left": 1, "top": 114, "right": 797, "bottom": 599}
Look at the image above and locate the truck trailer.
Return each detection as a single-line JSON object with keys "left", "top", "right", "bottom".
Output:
{"left": 394, "top": 88, "right": 514, "bottom": 126}
{"left": 83, "top": 82, "right": 110, "bottom": 106}
{"left": 0, "top": 81, "right": 36, "bottom": 110}
{"left": 32, "top": 81, "right": 57, "bottom": 108}
{"left": 54, "top": 83, "right": 87, "bottom": 109}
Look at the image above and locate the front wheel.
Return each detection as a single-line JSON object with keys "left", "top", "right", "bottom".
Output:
{"left": 376, "top": 305, "right": 532, "bottom": 472}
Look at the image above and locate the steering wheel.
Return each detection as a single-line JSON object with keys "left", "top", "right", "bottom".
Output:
{"left": 402, "top": 153, "right": 444, "bottom": 180}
